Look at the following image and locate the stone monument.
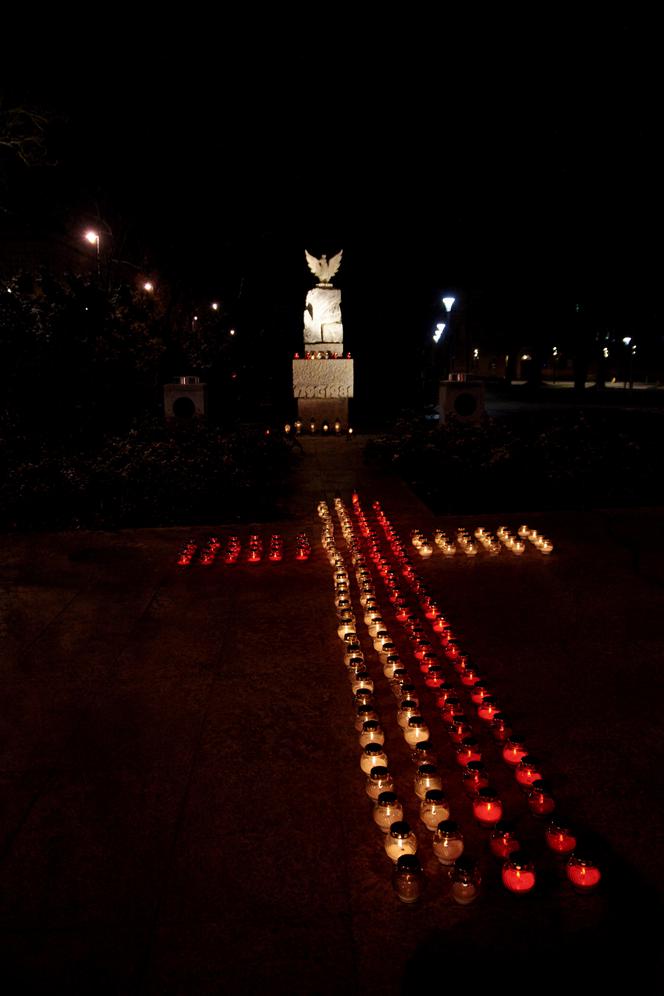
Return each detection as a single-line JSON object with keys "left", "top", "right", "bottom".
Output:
{"left": 293, "top": 250, "right": 353, "bottom": 428}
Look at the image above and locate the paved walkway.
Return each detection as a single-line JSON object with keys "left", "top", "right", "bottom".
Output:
{"left": 1, "top": 437, "right": 662, "bottom": 993}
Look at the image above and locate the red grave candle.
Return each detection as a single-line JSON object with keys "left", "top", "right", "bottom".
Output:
{"left": 527, "top": 780, "right": 555, "bottom": 817}
{"left": 545, "top": 820, "right": 577, "bottom": 855}
{"left": 446, "top": 717, "right": 473, "bottom": 743}
{"left": 515, "top": 755, "right": 544, "bottom": 788}
{"left": 470, "top": 682, "right": 490, "bottom": 705}
{"left": 477, "top": 698, "right": 499, "bottom": 722}
{"left": 472, "top": 788, "right": 503, "bottom": 827}
{"left": 462, "top": 761, "right": 489, "bottom": 797}
{"left": 489, "top": 822, "right": 521, "bottom": 859}
{"left": 456, "top": 737, "right": 482, "bottom": 767}
{"left": 502, "top": 737, "right": 528, "bottom": 766}
{"left": 490, "top": 714, "right": 511, "bottom": 743}
{"left": 566, "top": 855, "right": 602, "bottom": 893}
{"left": 502, "top": 858, "right": 536, "bottom": 894}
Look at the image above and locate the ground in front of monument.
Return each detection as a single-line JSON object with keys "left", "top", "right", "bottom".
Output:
{"left": 1, "top": 437, "right": 662, "bottom": 994}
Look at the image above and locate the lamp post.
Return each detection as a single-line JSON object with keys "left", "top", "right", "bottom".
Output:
{"left": 442, "top": 295, "right": 457, "bottom": 377}
{"left": 84, "top": 230, "right": 101, "bottom": 279}
{"left": 622, "top": 337, "right": 634, "bottom": 389}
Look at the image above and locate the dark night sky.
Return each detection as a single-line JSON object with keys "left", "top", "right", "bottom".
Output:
{"left": 2, "top": 16, "right": 661, "bottom": 364}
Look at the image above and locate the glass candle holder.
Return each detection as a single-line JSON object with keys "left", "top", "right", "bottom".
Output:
{"left": 372, "top": 630, "right": 391, "bottom": 653}
{"left": 434, "top": 683, "right": 456, "bottom": 708}
{"left": 544, "top": 819, "right": 577, "bottom": 855}
{"left": 373, "top": 791, "right": 404, "bottom": 833}
{"left": 455, "top": 737, "right": 482, "bottom": 767}
{"left": 527, "top": 779, "right": 555, "bottom": 817}
{"left": 350, "top": 672, "right": 374, "bottom": 696}
{"left": 390, "top": 670, "right": 411, "bottom": 697}
{"left": 383, "top": 654, "right": 401, "bottom": 679}
{"left": 515, "top": 755, "right": 544, "bottom": 789}
{"left": 423, "top": 659, "right": 443, "bottom": 684}
{"left": 397, "top": 699, "right": 419, "bottom": 730}
{"left": 354, "top": 705, "right": 379, "bottom": 732}
{"left": 366, "top": 766, "right": 393, "bottom": 800}
{"left": 420, "top": 789, "right": 451, "bottom": 831}
{"left": 385, "top": 821, "right": 418, "bottom": 863}
{"left": 490, "top": 714, "right": 512, "bottom": 743}
{"left": 354, "top": 688, "right": 375, "bottom": 708}
{"left": 566, "top": 854, "right": 602, "bottom": 893}
{"left": 472, "top": 787, "right": 504, "bottom": 827}
{"left": 405, "top": 717, "right": 430, "bottom": 747}
{"left": 446, "top": 716, "right": 473, "bottom": 743}
{"left": 359, "top": 720, "right": 385, "bottom": 749}
{"left": 469, "top": 682, "right": 490, "bottom": 705}
{"left": 502, "top": 857, "right": 536, "bottom": 895}
{"left": 393, "top": 854, "right": 423, "bottom": 904}
{"left": 477, "top": 697, "right": 499, "bottom": 723}
{"left": 502, "top": 736, "right": 528, "bottom": 767}
{"left": 367, "top": 617, "right": 385, "bottom": 638}
{"left": 451, "top": 857, "right": 481, "bottom": 905}
{"left": 411, "top": 741, "right": 437, "bottom": 767}
{"left": 414, "top": 639, "right": 433, "bottom": 662}
{"left": 460, "top": 666, "right": 482, "bottom": 687}
{"left": 462, "top": 761, "right": 489, "bottom": 797}
{"left": 441, "top": 698, "right": 464, "bottom": 723}
{"left": 414, "top": 764, "right": 443, "bottom": 800}
{"left": 379, "top": 642, "right": 398, "bottom": 662}
{"left": 343, "top": 641, "right": 362, "bottom": 662}
{"left": 432, "top": 820, "right": 464, "bottom": 865}
{"left": 489, "top": 822, "right": 521, "bottom": 859}
{"left": 361, "top": 743, "right": 388, "bottom": 775}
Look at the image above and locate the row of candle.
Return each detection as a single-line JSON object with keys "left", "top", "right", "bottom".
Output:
{"left": 286, "top": 420, "right": 353, "bottom": 436}
{"left": 324, "top": 497, "right": 483, "bottom": 904}
{"left": 176, "top": 532, "right": 311, "bottom": 566}
{"left": 323, "top": 496, "right": 601, "bottom": 900}
{"left": 294, "top": 351, "right": 352, "bottom": 359}
{"left": 366, "top": 497, "right": 599, "bottom": 894}
{"left": 409, "top": 525, "right": 554, "bottom": 558}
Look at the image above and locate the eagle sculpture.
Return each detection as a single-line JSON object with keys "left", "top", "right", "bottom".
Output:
{"left": 305, "top": 249, "right": 343, "bottom": 286}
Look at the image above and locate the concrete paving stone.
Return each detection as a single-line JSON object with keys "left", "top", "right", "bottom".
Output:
{"left": 1, "top": 925, "right": 150, "bottom": 995}
{"left": 142, "top": 915, "right": 358, "bottom": 996}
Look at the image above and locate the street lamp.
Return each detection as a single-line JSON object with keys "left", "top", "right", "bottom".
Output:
{"left": 84, "top": 229, "right": 100, "bottom": 278}
{"left": 622, "top": 337, "right": 634, "bottom": 389}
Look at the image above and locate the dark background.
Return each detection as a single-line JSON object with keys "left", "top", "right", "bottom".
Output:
{"left": 1, "top": 15, "right": 661, "bottom": 409}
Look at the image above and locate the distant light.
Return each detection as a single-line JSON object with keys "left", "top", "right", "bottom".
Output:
{"left": 84, "top": 230, "right": 99, "bottom": 245}
{"left": 229, "top": 329, "right": 236, "bottom": 336}
{"left": 433, "top": 331, "right": 442, "bottom": 343}
{"left": 603, "top": 347, "right": 609, "bottom": 359}
{"left": 521, "top": 354, "right": 531, "bottom": 361}
{"left": 143, "top": 281, "right": 154, "bottom": 292}
{"left": 7, "top": 287, "right": 11, "bottom": 294}
{"left": 552, "top": 346, "right": 558, "bottom": 357}
{"left": 622, "top": 336, "right": 632, "bottom": 346}
{"left": 442, "top": 296, "right": 456, "bottom": 312}
{"left": 193, "top": 316, "right": 198, "bottom": 322}
{"left": 211, "top": 302, "right": 219, "bottom": 311}
{"left": 473, "top": 348, "right": 479, "bottom": 359}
